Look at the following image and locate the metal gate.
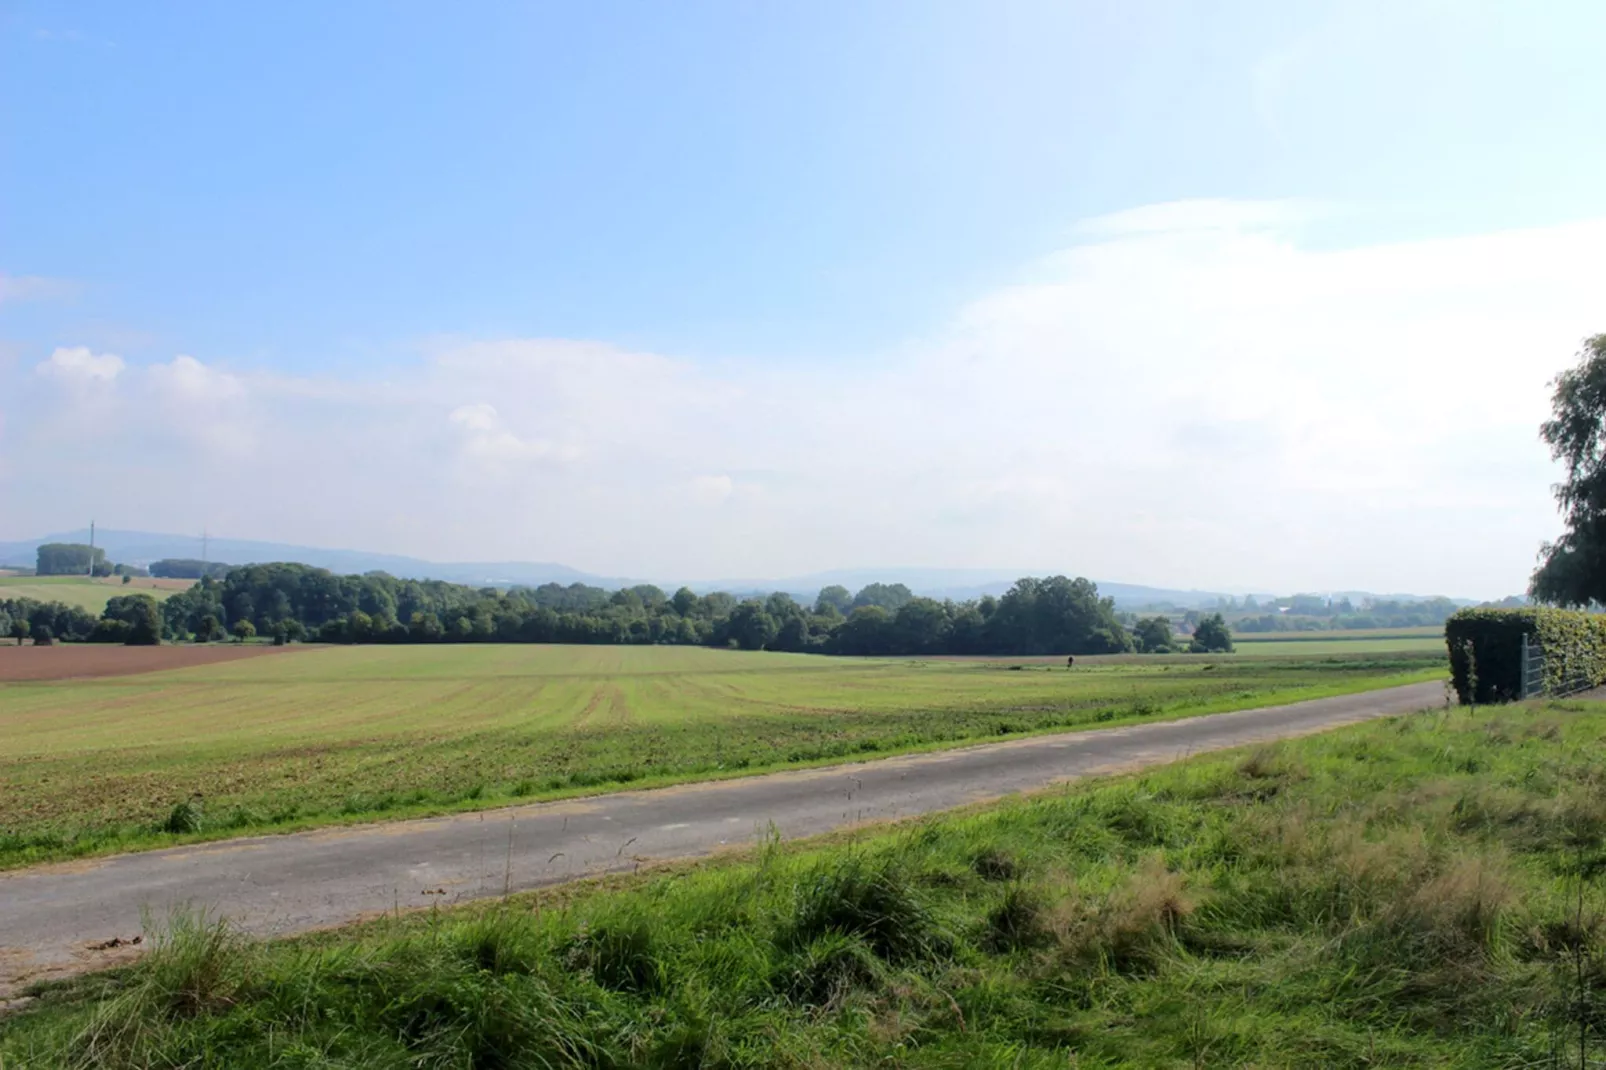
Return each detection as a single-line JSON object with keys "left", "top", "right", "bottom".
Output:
{"left": 1519, "top": 633, "right": 1596, "bottom": 699}
{"left": 1519, "top": 633, "right": 1545, "bottom": 699}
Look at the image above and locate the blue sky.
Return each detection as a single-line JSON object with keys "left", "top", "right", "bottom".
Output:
{"left": 3, "top": 1, "right": 1604, "bottom": 596}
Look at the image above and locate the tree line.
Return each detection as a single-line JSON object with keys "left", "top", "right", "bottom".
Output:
{"left": 2, "top": 563, "right": 1234, "bottom": 655}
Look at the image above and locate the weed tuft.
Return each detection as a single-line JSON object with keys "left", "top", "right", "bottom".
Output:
{"left": 971, "top": 846, "right": 1020, "bottom": 882}
{"left": 787, "top": 854, "right": 945, "bottom": 962}
{"left": 773, "top": 932, "right": 884, "bottom": 1007}
{"left": 160, "top": 797, "right": 204, "bottom": 835}
{"left": 564, "top": 916, "right": 664, "bottom": 993}
{"left": 983, "top": 884, "right": 1052, "bottom": 953}
{"left": 66, "top": 912, "right": 252, "bottom": 1069}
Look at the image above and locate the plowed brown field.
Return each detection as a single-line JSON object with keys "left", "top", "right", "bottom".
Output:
{"left": 0, "top": 643, "right": 299, "bottom": 682}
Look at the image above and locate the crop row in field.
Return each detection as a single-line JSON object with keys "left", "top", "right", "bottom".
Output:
{"left": 0, "top": 643, "right": 1443, "bottom": 867}
{"left": 7, "top": 691, "right": 1599, "bottom": 1066}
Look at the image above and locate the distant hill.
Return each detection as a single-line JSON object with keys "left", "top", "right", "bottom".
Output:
{"left": 701, "top": 568, "right": 1235, "bottom": 610}
{"left": 0, "top": 528, "right": 1469, "bottom": 609}
{"left": 0, "top": 529, "right": 624, "bottom": 589}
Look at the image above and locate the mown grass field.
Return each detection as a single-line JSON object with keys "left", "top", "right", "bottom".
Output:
{"left": 1228, "top": 635, "right": 1445, "bottom": 655}
{"left": 0, "top": 575, "right": 190, "bottom": 614}
{"left": 0, "top": 644, "right": 1442, "bottom": 868}
{"left": 1232, "top": 626, "right": 1445, "bottom": 656}
{"left": 9, "top": 695, "right": 1605, "bottom": 1067}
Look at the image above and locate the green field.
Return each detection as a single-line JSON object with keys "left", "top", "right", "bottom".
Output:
{"left": 9, "top": 692, "right": 1601, "bottom": 1067}
{"left": 0, "top": 575, "right": 188, "bottom": 614}
{"left": 0, "top": 644, "right": 1443, "bottom": 867}
{"left": 1231, "top": 626, "right": 1445, "bottom": 656}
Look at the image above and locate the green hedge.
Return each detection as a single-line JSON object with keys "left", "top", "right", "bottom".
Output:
{"left": 1445, "top": 607, "right": 1606, "bottom": 704}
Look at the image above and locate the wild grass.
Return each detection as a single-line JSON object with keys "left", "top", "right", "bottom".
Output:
{"left": 12, "top": 696, "right": 1606, "bottom": 1066}
{"left": 0, "top": 644, "right": 1442, "bottom": 867}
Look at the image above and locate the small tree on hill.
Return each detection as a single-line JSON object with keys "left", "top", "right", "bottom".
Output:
{"left": 1189, "top": 613, "right": 1234, "bottom": 654}
{"left": 231, "top": 619, "right": 257, "bottom": 643}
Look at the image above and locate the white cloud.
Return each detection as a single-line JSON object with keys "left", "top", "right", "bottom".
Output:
{"left": 34, "top": 346, "right": 123, "bottom": 384}
{"left": 147, "top": 354, "right": 245, "bottom": 403}
{"left": 1, "top": 202, "right": 1597, "bottom": 597}
{"left": 448, "top": 402, "right": 570, "bottom": 465}
{"left": 689, "top": 474, "right": 734, "bottom": 506}
{"left": 0, "top": 275, "right": 76, "bottom": 303}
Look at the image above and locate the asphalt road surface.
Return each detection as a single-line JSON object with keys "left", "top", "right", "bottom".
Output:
{"left": 0, "top": 680, "right": 1443, "bottom": 996}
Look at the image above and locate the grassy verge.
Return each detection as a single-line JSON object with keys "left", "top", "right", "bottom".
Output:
{"left": 15, "top": 688, "right": 1604, "bottom": 1067}
{"left": 0, "top": 659, "right": 1443, "bottom": 869}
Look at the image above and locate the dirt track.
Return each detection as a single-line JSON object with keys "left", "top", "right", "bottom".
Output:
{"left": 0, "top": 680, "right": 1444, "bottom": 996}
{"left": 0, "top": 643, "right": 298, "bottom": 682}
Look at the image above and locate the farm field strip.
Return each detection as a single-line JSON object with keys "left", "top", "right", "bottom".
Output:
{"left": 0, "top": 643, "right": 1445, "bottom": 868}
{"left": 1221, "top": 635, "right": 1444, "bottom": 655}
{"left": 0, "top": 575, "right": 190, "bottom": 614}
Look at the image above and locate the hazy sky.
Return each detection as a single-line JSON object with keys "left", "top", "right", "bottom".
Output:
{"left": 3, "top": 1, "right": 1603, "bottom": 597}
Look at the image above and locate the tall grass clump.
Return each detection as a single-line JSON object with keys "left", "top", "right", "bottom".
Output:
{"left": 64, "top": 912, "right": 253, "bottom": 1069}
{"left": 785, "top": 853, "right": 946, "bottom": 963}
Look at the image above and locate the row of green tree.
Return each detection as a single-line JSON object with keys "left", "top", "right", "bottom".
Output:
{"left": 2, "top": 565, "right": 1234, "bottom": 655}
{"left": 32, "top": 542, "right": 150, "bottom": 578}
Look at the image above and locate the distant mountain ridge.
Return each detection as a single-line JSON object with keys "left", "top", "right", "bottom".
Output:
{"left": 0, "top": 528, "right": 1465, "bottom": 609}
{"left": 0, "top": 529, "right": 620, "bottom": 590}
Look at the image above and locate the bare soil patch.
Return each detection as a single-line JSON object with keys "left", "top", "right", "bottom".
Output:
{"left": 0, "top": 643, "right": 300, "bottom": 682}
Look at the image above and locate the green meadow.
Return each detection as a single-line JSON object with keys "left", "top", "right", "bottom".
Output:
{"left": 1227, "top": 635, "right": 1446, "bottom": 656}
{"left": 0, "top": 644, "right": 1442, "bottom": 867}
{"left": 0, "top": 575, "right": 187, "bottom": 615}
{"left": 9, "top": 693, "right": 1603, "bottom": 1068}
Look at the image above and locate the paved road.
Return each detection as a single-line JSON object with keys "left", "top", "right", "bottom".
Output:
{"left": 0, "top": 681, "right": 1442, "bottom": 996}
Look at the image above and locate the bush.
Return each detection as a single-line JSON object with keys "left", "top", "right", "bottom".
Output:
{"left": 1446, "top": 607, "right": 1606, "bottom": 704}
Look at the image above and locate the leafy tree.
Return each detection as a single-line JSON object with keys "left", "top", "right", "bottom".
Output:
{"left": 770, "top": 614, "right": 810, "bottom": 653}
{"left": 1189, "top": 613, "right": 1234, "bottom": 653}
{"left": 1133, "top": 616, "right": 1175, "bottom": 653}
{"left": 198, "top": 615, "right": 224, "bottom": 643}
{"left": 891, "top": 598, "right": 952, "bottom": 655}
{"left": 36, "top": 542, "right": 106, "bottom": 576}
{"left": 1533, "top": 335, "right": 1606, "bottom": 606}
{"left": 231, "top": 619, "right": 257, "bottom": 642}
{"left": 671, "top": 587, "right": 699, "bottom": 617}
{"left": 814, "top": 585, "right": 853, "bottom": 617}
{"left": 119, "top": 594, "right": 164, "bottom": 646}
{"left": 723, "top": 601, "right": 778, "bottom": 651}
{"left": 986, "top": 576, "right": 1132, "bottom": 655}
{"left": 834, "top": 605, "right": 893, "bottom": 656}
{"left": 31, "top": 623, "right": 53, "bottom": 645}
{"left": 851, "top": 583, "right": 914, "bottom": 613}
{"left": 0, "top": 610, "right": 9, "bottom": 643}
{"left": 89, "top": 618, "right": 134, "bottom": 642}
{"left": 9, "top": 617, "right": 29, "bottom": 645}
